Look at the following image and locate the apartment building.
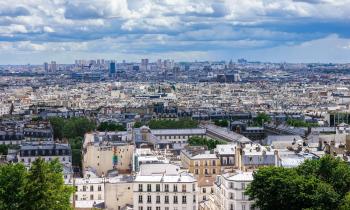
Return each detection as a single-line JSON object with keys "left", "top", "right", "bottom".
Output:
{"left": 133, "top": 163, "right": 198, "bottom": 210}
{"left": 104, "top": 175, "right": 134, "bottom": 210}
{"left": 206, "top": 172, "right": 256, "bottom": 210}
{"left": 180, "top": 148, "right": 221, "bottom": 178}
{"left": 16, "top": 142, "right": 72, "bottom": 167}
{"left": 83, "top": 133, "right": 134, "bottom": 176}
{"left": 72, "top": 177, "right": 105, "bottom": 209}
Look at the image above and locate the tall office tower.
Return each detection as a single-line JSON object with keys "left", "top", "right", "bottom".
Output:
{"left": 141, "top": 58, "right": 149, "bottom": 71}
{"left": 109, "top": 61, "right": 116, "bottom": 78}
{"left": 44, "top": 62, "right": 49, "bottom": 73}
{"left": 157, "top": 59, "right": 162, "bottom": 68}
{"left": 50, "top": 61, "right": 57, "bottom": 72}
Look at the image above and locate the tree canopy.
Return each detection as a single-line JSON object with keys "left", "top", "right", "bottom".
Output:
{"left": 0, "top": 159, "right": 74, "bottom": 210}
{"left": 214, "top": 119, "right": 229, "bottom": 127}
{"left": 253, "top": 113, "right": 271, "bottom": 126}
{"left": 49, "top": 117, "right": 96, "bottom": 140}
{"left": 187, "top": 136, "right": 227, "bottom": 150}
{"left": 287, "top": 118, "right": 319, "bottom": 127}
{"left": 97, "top": 122, "right": 126, "bottom": 132}
{"left": 246, "top": 155, "right": 350, "bottom": 210}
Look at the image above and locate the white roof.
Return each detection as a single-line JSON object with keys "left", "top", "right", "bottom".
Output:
{"left": 139, "top": 163, "right": 179, "bottom": 176}
{"left": 134, "top": 174, "right": 196, "bottom": 183}
{"left": 151, "top": 128, "right": 206, "bottom": 135}
{"left": 216, "top": 144, "right": 236, "bottom": 155}
{"left": 192, "top": 153, "right": 218, "bottom": 159}
{"left": 227, "top": 172, "right": 253, "bottom": 182}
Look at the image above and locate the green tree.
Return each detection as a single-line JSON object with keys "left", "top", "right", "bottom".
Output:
{"left": 148, "top": 118, "right": 198, "bottom": 129}
{"left": 49, "top": 117, "right": 65, "bottom": 140}
{"left": 63, "top": 117, "right": 96, "bottom": 139}
{"left": 287, "top": 119, "right": 319, "bottom": 127}
{"left": 188, "top": 136, "right": 227, "bottom": 150}
{"left": 97, "top": 122, "right": 126, "bottom": 132}
{"left": 0, "top": 159, "right": 74, "bottom": 210}
{"left": 0, "top": 164, "right": 26, "bottom": 210}
{"left": 69, "top": 137, "right": 83, "bottom": 167}
{"left": 23, "top": 158, "right": 74, "bottom": 210}
{"left": 134, "top": 121, "right": 142, "bottom": 128}
{"left": 214, "top": 119, "right": 229, "bottom": 127}
{"left": 253, "top": 113, "right": 271, "bottom": 126}
{"left": 0, "top": 144, "right": 8, "bottom": 155}
{"left": 246, "top": 155, "right": 350, "bottom": 210}
{"left": 340, "top": 193, "right": 350, "bottom": 210}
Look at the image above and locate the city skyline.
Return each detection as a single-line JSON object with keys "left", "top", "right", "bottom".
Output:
{"left": 1, "top": 0, "right": 350, "bottom": 64}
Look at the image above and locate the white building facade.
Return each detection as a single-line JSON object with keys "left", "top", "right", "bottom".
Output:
{"left": 133, "top": 163, "right": 198, "bottom": 210}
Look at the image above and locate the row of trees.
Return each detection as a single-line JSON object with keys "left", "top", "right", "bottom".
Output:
{"left": 246, "top": 155, "right": 350, "bottom": 210}
{"left": 97, "top": 122, "right": 126, "bottom": 132}
{"left": 148, "top": 118, "right": 199, "bottom": 129}
{"left": 187, "top": 136, "right": 227, "bottom": 150}
{"left": 49, "top": 117, "right": 96, "bottom": 140}
{"left": 0, "top": 158, "right": 74, "bottom": 210}
{"left": 49, "top": 117, "right": 96, "bottom": 168}
{"left": 287, "top": 118, "right": 319, "bottom": 127}
{"left": 252, "top": 113, "right": 271, "bottom": 126}
{"left": 214, "top": 119, "right": 229, "bottom": 127}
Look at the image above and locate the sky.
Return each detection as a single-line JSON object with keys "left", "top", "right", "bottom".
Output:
{"left": 1, "top": 0, "right": 350, "bottom": 64}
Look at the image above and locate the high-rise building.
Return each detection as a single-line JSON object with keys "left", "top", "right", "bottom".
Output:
{"left": 44, "top": 62, "right": 49, "bottom": 73}
{"left": 109, "top": 61, "right": 116, "bottom": 77}
{"left": 110, "top": 61, "right": 116, "bottom": 73}
{"left": 141, "top": 58, "right": 149, "bottom": 71}
{"left": 51, "top": 61, "right": 57, "bottom": 72}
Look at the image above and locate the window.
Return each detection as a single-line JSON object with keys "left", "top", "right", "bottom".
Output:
{"left": 203, "top": 188, "right": 206, "bottom": 193}
{"left": 98, "top": 185, "right": 102, "bottom": 191}
{"left": 230, "top": 204, "right": 234, "bottom": 210}
{"left": 139, "top": 184, "right": 143, "bottom": 192}
{"left": 230, "top": 193, "right": 234, "bottom": 199}
{"left": 165, "top": 208, "right": 169, "bottom": 210}
{"left": 90, "top": 185, "right": 94, "bottom": 191}
{"left": 195, "top": 161, "right": 199, "bottom": 166}
{"left": 174, "top": 185, "right": 178, "bottom": 192}
{"left": 83, "top": 186, "right": 86, "bottom": 191}
{"left": 182, "top": 196, "right": 187, "bottom": 204}
{"left": 147, "top": 184, "right": 152, "bottom": 192}
{"left": 156, "top": 207, "right": 160, "bottom": 210}
{"left": 230, "top": 182, "right": 233, "bottom": 189}
{"left": 90, "top": 194, "right": 93, "bottom": 200}
{"left": 205, "top": 169, "right": 208, "bottom": 175}
{"left": 195, "top": 169, "right": 198, "bottom": 175}
{"left": 193, "top": 195, "right": 196, "bottom": 202}
{"left": 138, "top": 207, "right": 143, "bottom": 210}
{"left": 212, "top": 160, "right": 216, "bottom": 166}
{"left": 242, "top": 192, "right": 245, "bottom": 200}
{"left": 156, "top": 195, "right": 160, "bottom": 204}
{"left": 182, "top": 184, "right": 186, "bottom": 192}
{"left": 165, "top": 195, "right": 169, "bottom": 204}
{"left": 192, "top": 184, "right": 195, "bottom": 192}
{"left": 138, "top": 195, "right": 143, "bottom": 203}
{"left": 241, "top": 183, "right": 245, "bottom": 189}
{"left": 213, "top": 169, "right": 216, "bottom": 174}
{"left": 147, "top": 195, "right": 151, "bottom": 203}
{"left": 156, "top": 184, "right": 160, "bottom": 192}
{"left": 147, "top": 207, "right": 151, "bottom": 210}
{"left": 174, "top": 196, "right": 178, "bottom": 204}
{"left": 242, "top": 204, "right": 246, "bottom": 210}
{"left": 98, "top": 194, "right": 101, "bottom": 200}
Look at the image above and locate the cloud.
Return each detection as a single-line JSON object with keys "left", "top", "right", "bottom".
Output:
{"left": 0, "top": 0, "right": 349, "bottom": 63}
{"left": 0, "top": 6, "right": 30, "bottom": 17}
